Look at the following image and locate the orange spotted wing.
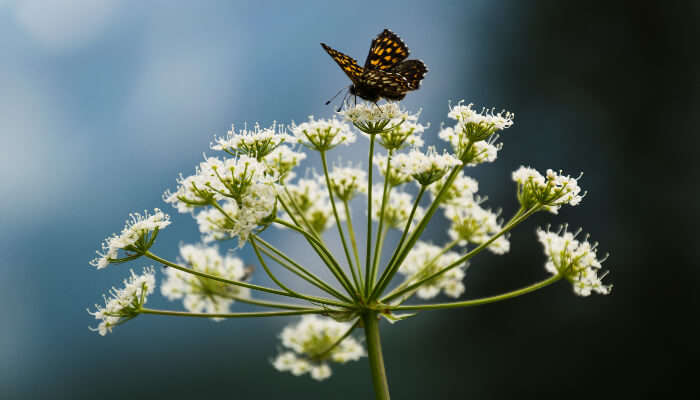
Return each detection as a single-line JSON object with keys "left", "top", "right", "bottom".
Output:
{"left": 321, "top": 29, "right": 427, "bottom": 102}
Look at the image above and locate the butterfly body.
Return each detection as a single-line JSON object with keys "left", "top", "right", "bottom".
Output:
{"left": 321, "top": 29, "right": 427, "bottom": 103}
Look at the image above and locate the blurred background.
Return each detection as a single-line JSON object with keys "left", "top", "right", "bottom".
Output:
{"left": 1, "top": 0, "right": 698, "bottom": 398}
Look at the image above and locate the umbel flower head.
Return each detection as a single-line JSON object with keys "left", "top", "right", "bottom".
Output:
{"left": 328, "top": 165, "right": 368, "bottom": 202}
{"left": 537, "top": 226, "right": 612, "bottom": 296}
{"left": 512, "top": 166, "right": 584, "bottom": 213}
{"left": 290, "top": 116, "right": 356, "bottom": 152}
{"left": 444, "top": 200, "right": 510, "bottom": 255}
{"left": 391, "top": 146, "right": 462, "bottom": 186}
{"left": 161, "top": 244, "right": 251, "bottom": 320}
{"left": 370, "top": 185, "right": 425, "bottom": 230}
{"left": 88, "top": 267, "right": 155, "bottom": 335}
{"left": 90, "top": 209, "right": 171, "bottom": 269}
{"left": 447, "top": 100, "right": 514, "bottom": 142}
{"left": 262, "top": 145, "right": 307, "bottom": 183}
{"left": 398, "top": 241, "right": 468, "bottom": 299}
{"left": 438, "top": 125, "right": 503, "bottom": 165}
{"left": 211, "top": 121, "right": 291, "bottom": 160}
{"left": 280, "top": 177, "right": 343, "bottom": 233}
{"left": 163, "top": 155, "right": 273, "bottom": 211}
{"left": 273, "top": 315, "right": 365, "bottom": 381}
{"left": 164, "top": 155, "right": 278, "bottom": 247}
{"left": 429, "top": 170, "right": 479, "bottom": 206}
{"left": 341, "top": 103, "right": 426, "bottom": 149}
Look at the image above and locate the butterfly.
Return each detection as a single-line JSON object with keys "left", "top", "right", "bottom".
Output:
{"left": 321, "top": 29, "right": 428, "bottom": 104}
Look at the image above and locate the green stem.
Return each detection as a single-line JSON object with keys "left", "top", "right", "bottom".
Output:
{"left": 274, "top": 218, "right": 358, "bottom": 299}
{"left": 320, "top": 150, "right": 360, "bottom": 294}
{"left": 371, "top": 226, "right": 388, "bottom": 291}
{"left": 371, "top": 186, "right": 426, "bottom": 300}
{"left": 250, "top": 237, "right": 323, "bottom": 304}
{"left": 370, "top": 151, "right": 392, "bottom": 295}
{"left": 144, "top": 251, "right": 347, "bottom": 308}
{"left": 281, "top": 189, "right": 322, "bottom": 240}
{"left": 392, "top": 274, "right": 562, "bottom": 311}
{"left": 343, "top": 199, "right": 364, "bottom": 290}
{"left": 386, "top": 238, "right": 460, "bottom": 303}
{"left": 382, "top": 166, "right": 461, "bottom": 288}
{"left": 365, "top": 135, "right": 376, "bottom": 298}
{"left": 253, "top": 235, "right": 353, "bottom": 303}
{"left": 362, "top": 312, "right": 390, "bottom": 400}
{"left": 383, "top": 205, "right": 538, "bottom": 303}
{"left": 218, "top": 294, "right": 313, "bottom": 310}
{"left": 140, "top": 308, "right": 323, "bottom": 318}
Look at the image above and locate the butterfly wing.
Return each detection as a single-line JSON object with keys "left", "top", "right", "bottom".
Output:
{"left": 362, "top": 69, "right": 413, "bottom": 97}
{"left": 391, "top": 59, "right": 428, "bottom": 90}
{"left": 364, "top": 29, "right": 410, "bottom": 71}
{"left": 321, "top": 43, "right": 364, "bottom": 84}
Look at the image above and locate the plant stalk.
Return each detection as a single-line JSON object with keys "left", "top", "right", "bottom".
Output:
{"left": 362, "top": 311, "right": 390, "bottom": 400}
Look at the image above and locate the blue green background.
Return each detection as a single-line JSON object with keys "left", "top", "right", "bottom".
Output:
{"left": 1, "top": 1, "right": 697, "bottom": 398}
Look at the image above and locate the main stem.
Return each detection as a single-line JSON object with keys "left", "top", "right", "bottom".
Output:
{"left": 362, "top": 312, "right": 390, "bottom": 400}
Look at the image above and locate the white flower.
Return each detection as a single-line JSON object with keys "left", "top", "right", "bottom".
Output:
{"left": 512, "top": 166, "right": 584, "bottom": 213}
{"left": 90, "top": 209, "right": 171, "bottom": 269}
{"left": 197, "top": 184, "right": 277, "bottom": 248}
{"left": 280, "top": 177, "right": 341, "bottom": 233}
{"left": 339, "top": 102, "right": 407, "bottom": 126}
{"left": 392, "top": 147, "right": 462, "bottom": 186}
{"left": 374, "top": 153, "right": 412, "bottom": 187}
{"left": 328, "top": 166, "right": 367, "bottom": 201}
{"left": 161, "top": 244, "right": 251, "bottom": 320}
{"left": 444, "top": 200, "right": 510, "bottom": 254}
{"left": 211, "top": 122, "right": 291, "bottom": 159}
{"left": 290, "top": 116, "right": 356, "bottom": 151}
{"left": 273, "top": 315, "right": 365, "bottom": 381}
{"left": 448, "top": 100, "right": 514, "bottom": 141}
{"left": 195, "top": 200, "right": 239, "bottom": 243}
{"left": 537, "top": 226, "right": 611, "bottom": 296}
{"left": 88, "top": 267, "right": 156, "bottom": 335}
{"left": 163, "top": 155, "right": 272, "bottom": 212}
{"left": 429, "top": 170, "right": 479, "bottom": 206}
{"left": 398, "top": 241, "right": 467, "bottom": 299}
{"left": 438, "top": 125, "right": 502, "bottom": 165}
{"left": 262, "top": 145, "right": 306, "bottom": 182}
{"left": 370, "top": 185, "right": 425, "bottom": 230}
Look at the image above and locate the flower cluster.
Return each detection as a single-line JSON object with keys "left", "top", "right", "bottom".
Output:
{"left": 513, "top": 166, "right": 583, "bottom": 213}
{"left": 88, "top": 267, "right": 155, "bottom": 335}
{"left": 429, "top": 170, "right": 479, "bottom": 205}
{"left": 438, "top": 125, "right": 502, "bottom": 165}
{"left": 163, "top": 156, "right": 277, "bottom": 247}
{"left": 341, "top": 103, "right": 426, "bottom": 149}
{"left": 391, "top": 147, "right": 462, "bottom": 186}
{"left": 281, "top": 177, "right": 343, "bottom": 233}
{"left": 90, "top": 209, "right": 171, "bottom": 269}
{"left": 263, "top": 145, "right": 307, "bottom": 183}
{"left": 211, "top": 122, "right": 291, "bottom": 160}
{"left": 397, "top": 241, "right": 467, "bottom": 299}
{"left": 291, "top": 116, "right": 356, "bottom": 152}
{"left": 161, "top": 244, "right": 251, "bottom": 320}
{"left": 273, "top": 315, "right": 365, "bottom": 380}
{"left": 374, "top": 153, "right": 412, "bottom": 187}
{"left": 444, "top": 200, "right": 510, "bottom": 254}
{"left": 537, "top": 226, "right": 611, "bottom": 296}
{"left": 371, "top": 185, "right": 424, "bottom": 230}
{"left": 447, "top": 100, "right": 514, "bottom": 141}
{"left": 328, "top": 166, "right": 367, "bottom": 201}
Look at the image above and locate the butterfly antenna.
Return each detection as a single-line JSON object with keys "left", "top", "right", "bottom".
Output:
{"left": 325, "top": 86, "right": 347, "bottom": 105}
{"left": 337, "top": 89, "right": 351, "bottom": 112}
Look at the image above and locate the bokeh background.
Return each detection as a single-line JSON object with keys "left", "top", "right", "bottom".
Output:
{"left": 1, "top": 0, "right": 698, "bottom": 398}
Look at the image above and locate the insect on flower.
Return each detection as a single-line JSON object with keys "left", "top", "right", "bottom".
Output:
{"left": 321, "top": 29, "right": 428, "bottom": 106}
